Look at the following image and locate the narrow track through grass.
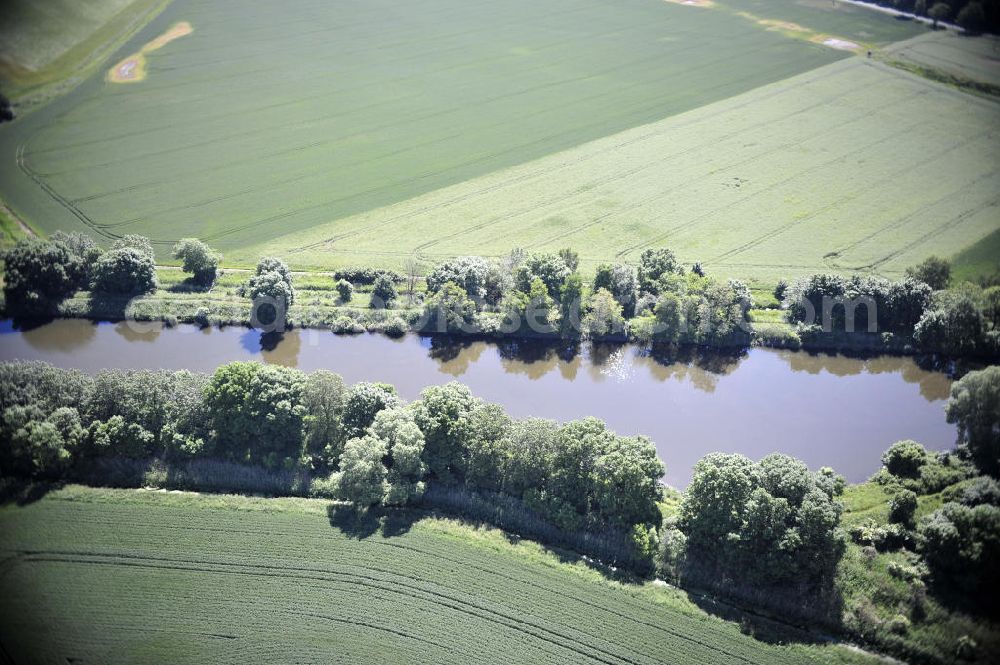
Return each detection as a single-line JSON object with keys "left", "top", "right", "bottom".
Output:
{"left": 0, "top": 486, "right": 878, "bottom": 665}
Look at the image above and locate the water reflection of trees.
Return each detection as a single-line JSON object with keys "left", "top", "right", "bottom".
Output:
{"left": 497, "top": 339, "right": 581, "bottom": 381}
{"left": 236, "top": 329, "right": 302, "bottom": 367}
{"left": 776, "top": 349, "right": 955, "bottom": 403}
{"left": 633, "top": 344, "right": 747, "bottom": 393}
{"left": 20, "top": 318, "right": 99, "bottom": 352}
{"left": 260, "top": 330, "right": 302, "bottom": 367}
{"left": 113, "top": 320, "right": 162, "bottom": 343}
{"left": 427, "top": 336, "right": 485, "bottom": 377}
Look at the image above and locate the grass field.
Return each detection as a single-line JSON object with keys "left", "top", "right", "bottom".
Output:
{"left": 259, "top": 57, "right": 999, "bottom": 284}
{"left": 0, "top": 486, "right": 877, "bottom": 665}
{"left": 0, "top": 0, "right": 993, "bottom": 284}
{"left": 0, "top": 0, "right": 948, "bottom": 273}
{"left": 886, "top": 30, "right": 1000, "bottom": 88}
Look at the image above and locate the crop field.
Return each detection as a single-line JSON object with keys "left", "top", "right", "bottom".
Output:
{"left": 0, "top": 0, "right": 944, "bottom": 269}
{"left": 0, "top": 487, "right": 876, "bottom": 665}
{"left": 887, "top": 30, "right": 1000, "bottom": 88}
{"left": 0, "top": 0, "right": 993, "bottom": 282}
{"left": 267, "top": 57, "right": 1000, "bottom": 283}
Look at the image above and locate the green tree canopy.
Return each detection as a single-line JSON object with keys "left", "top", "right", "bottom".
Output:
{"left": 172, "top": 238, "right": 220, "bottom": 286}
{"left": 946, "top": 366, "right": 1000, "bottom": 477}
{"left": 426, "top": 256, "right": 490, "bottom": 301}
{"left": 2, "top": 238, "right": 83, "bottom": 313}
{"left": 337, "top": 434, "right": 388, "bottom": 508}
{"left": 906, "top": 255, "right": 951, "bottom": 290}
{"left": 203, "top": 362, "right": 308, "bottom": 468}
{"left": 637, "top": 248, "right": 682, "bottom": 294}
{"left": 342, "top": 382, "right": 400, "bottom": 440}
{"left": 412, "top": 382, "right": 478, "bottom": 483}
{"left": 582, "top": 288, "right": 626, "bottom": 339}
{"left": 92, "top": 247, "right": 158, "bottom": 295}
{"left": 514, "top": 253, "right": 570, "bottom": 300}
{"left": 677, "top": 452, "right": 844, "bottom": 587}
{"left": 370, "top": 274, "right": 398, "bottom": 308}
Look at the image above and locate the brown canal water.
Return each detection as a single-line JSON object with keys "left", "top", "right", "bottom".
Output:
{"left": 0, "top": 318, "right": 957, "bottom": 487}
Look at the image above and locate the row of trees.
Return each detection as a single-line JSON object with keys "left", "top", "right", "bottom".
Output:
{"left": 0, "top": 361, "right": 665, "bottom": 551}
{"left": 419, "top": 248, "right": 752, "bottom": 342}
{"left": 779, "top": 255, "right": 1000, "bottom": 355}
{"left": 2, "top": 232, "right": 220, "bottom": 315}
{"left": 4, "top": 231, "right": 996, "bottom": 356}
{"left": 886, "top": 0, "right": 997, "bottom": 33}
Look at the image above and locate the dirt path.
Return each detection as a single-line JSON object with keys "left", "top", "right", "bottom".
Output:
{"left": 0, "top": 200, "right": 36, "bottom": 238}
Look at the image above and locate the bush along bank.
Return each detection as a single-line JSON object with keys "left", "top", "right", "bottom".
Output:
{"left": 2, "top": 234, "right": 998, "bottom": 359}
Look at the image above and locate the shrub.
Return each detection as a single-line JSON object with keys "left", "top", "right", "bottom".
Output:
{"left": 331, "top": 267, "right": 404, "bottom": 285}
{"left": 943, "top": 476, "right": 1000, "bottom": 507}
{"left": 332, "top": 316, "right": 364, "bottom": 334}
{"left": 887, "top": 561, "right": 922, "bottom": 582}
{"left": 335, "top": 279, "right": 353, "bottom": 302}
{"left": 887, "top": 614, "right": 910, "bottom": 635}
{"left": 888, "top": 489, "right": 918, "bottom": 525}
{"left": 918, "top": 502, "right": 1000, "bottom": 598}
{"left": 383, "top": 317, "right": 408, "bottom": 338}
{"left": 882, "top": 440, "right": 928, "bottom": 479}
{"left": 773, "top": 279, "right": 788, "bottom": 302}
{"left": 172, "top": 238, "right": 220, "bottom": 286}
{"left": 752, "top": 323, "right": 800, "bottom": 349}
{"left": 370, "top": 274, "right": 398, "bottom": 308}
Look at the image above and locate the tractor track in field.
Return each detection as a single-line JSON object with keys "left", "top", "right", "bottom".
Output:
{"left": 11, "top": 550, "right": 666, "bottom": 665}
{"left": 287, "top": 59, "right": 853, "bottom": 257}
{"left": 708, "top": 128, "right": 993, "bottom": 265}
{"left": 613, "top": 113, "right": 927, "bottom": 260}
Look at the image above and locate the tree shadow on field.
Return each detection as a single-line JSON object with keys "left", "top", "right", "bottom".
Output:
{"left": 327, "top": 504, "right": 420, "bottom": 539}
{"left": 674, "top": 571, "right": 844, "bottom": 647}
{"left": 0, "top": 479, "right": 62, "bottom": 506}
{"left": 167, "top": 277, "right": 212, "bottom": 294}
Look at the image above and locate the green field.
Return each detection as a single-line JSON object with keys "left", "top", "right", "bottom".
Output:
{"left": 887, "top": 29, "right": 1000, "bottom": 88}
{"left": 261, "top": 57, "right": 999, "bottom": 283}
{"left": 3, "top": 0, "right": 966, "bottom": 276}
{"left": 0, "top": 0, "right": 994, "bottom": 283}
{"left": 0, "top": 486, "right": 875, "bottom": 664}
